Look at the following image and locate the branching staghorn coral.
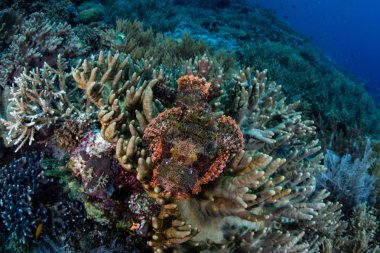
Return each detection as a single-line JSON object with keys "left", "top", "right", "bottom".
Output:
{"left": 0, "top": 11, "right": 94, "bottom": 88}
{"left": 321, "top": 204, "right": 379, "bottom": 253}
{"left": 69, "top": 51, "right": 344, "bottom": 252}
{"left": 348, "top": 204, "right": 379, "bottom": 253}
{"left": 0, "top": 56, "right": 82, "bottom": 151}
{"left": 0, "top": 12, "right": 71, "bottom": 87}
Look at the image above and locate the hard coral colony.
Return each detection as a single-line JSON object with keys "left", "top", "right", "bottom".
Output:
{"left": 3, "top": 51, "right": 342, "bottom": 252}
{"left": 72, "top": 52, "right": 334, "bottom": 252}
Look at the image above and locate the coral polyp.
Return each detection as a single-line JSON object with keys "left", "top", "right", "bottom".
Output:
{"left": 144, "top": 75, "right": 244, "bottom": 198}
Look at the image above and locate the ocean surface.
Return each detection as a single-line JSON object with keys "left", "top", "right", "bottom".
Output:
{"left": 252, "top": 0, "right": 380, "bottom": 106}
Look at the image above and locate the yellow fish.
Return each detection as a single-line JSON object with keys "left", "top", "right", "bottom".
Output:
{"left": 128, "top": 220, "right": 140, "bottom": 235}
{"left": 34, "top": 216, "right": 43, "bottom": 239}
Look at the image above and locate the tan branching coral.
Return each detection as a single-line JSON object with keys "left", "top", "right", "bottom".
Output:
{"left": 101, "top": 19, "right": 236, "bottom": 73}
{"left": 0, "top": 56, "right": 81, "bottom": 151}
{"left": 72, "top": 51, "right": 161, "bottom": 142}
{"left": 321, "top": 204, "right": 379, "bottom": 253}
{"left": 348, "top": 205, "right": 379, "bottom": 253}
{"left": 0, "top": 12, "right": 72, "bottom": 87}
{"left": 69, "top": 52, "right": 344, "bottom": 252}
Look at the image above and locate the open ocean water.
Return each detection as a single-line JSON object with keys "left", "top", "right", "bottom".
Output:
{"left": 253, "top": 0, "right": 380, "bottom": 106}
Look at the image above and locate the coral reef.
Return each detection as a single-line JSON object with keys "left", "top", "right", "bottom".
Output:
{"left": 322, "top": 204, "right": 379, "bottom": 253}
{"left": 53, "top": 114, "right": 95, "bottom": 151}
{"left": 101, "top": 19, "right": 235, "bottom": 72}
{"left": 103, "top": 0, "right": 380, "bottom": 140}
{"left": 104, "top": 0, "right": 174, "bottom": 28}
{"left": 77, "top": 1, "right": 105, "bottom": 24}
{"left": 68, "top": 51, "right": 343, "bottom": 252}
{"left": 0, "top": 9, "right": 98, "bottom": 89}
{"left": 248, "top": 40, "right": 380, "bottom": 137}
{"left": 0, "top": 152, "right": 88, "bottom": 252}
{"left": 68, "top": 130, "right": 116, "bottom": 199}
{"left": 114, "top": 166, "right": 142, "bottom": 192}
{"left": 3, "top": 48, "right": 364, "bottom": 252}
{"left": 47, "top": 199, "right": 86, "bottom": 238}
{"left": 0, "top": 12, "right": 71, "bottom": 87}
{"left": 11, "top": 0, "right": 76, "bottom": 23}
{"left": 1, "top": 0, "right": 379, "bottom": 252}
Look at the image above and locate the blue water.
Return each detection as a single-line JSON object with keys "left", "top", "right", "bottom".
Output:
{"left": 251, "top": 0, "right": 380, "bottom": 106}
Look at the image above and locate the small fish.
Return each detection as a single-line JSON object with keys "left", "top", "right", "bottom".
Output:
{"left": 34, "top": 216, "right": 43, "bottom": 239}
{"left": 128, "top": 219, "right": 141, "bottom": 235}
{"left": 73, "top": 40, "right": 84, "bottom": 49}
{"left": 114, "top": 32, "right": 127, "bottom": 46}
{"left": 35, "top": 223, "right": 43, "bottom": 239}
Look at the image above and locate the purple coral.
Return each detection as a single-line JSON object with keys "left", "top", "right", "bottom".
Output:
{"left": 317, "top": 140, "right": 377, "bottom": 209}
{"left": 68, "top": 130, "right": 116, "bottom": 200}
{"left": 114, "top": 166, "right": 142, "bottom": 193}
